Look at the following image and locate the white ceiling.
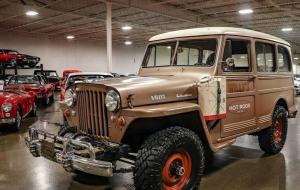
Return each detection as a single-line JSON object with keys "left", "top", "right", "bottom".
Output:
{"left": 0, "top": 0, "right": 299, "bottom": 52}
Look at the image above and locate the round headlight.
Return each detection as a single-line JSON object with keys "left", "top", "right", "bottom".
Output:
{"left": 64, "top": 88, "right": 76, "bottom": 107}
{"left": 105, "top": 90, "right": 120, "bottom": 112}
{"left": 2, "top": 103, "right": 12, "bottom": 113}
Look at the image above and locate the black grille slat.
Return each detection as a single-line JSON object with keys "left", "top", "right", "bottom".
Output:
{"left": 77, "top": 89, "right": 109, "bottom": 138}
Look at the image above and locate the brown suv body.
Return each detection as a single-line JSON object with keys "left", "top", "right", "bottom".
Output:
{"left": 26, "top": 27, "right": 297, "bottom": 189}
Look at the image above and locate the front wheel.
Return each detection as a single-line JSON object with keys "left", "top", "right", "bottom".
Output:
{"left": 44, "top": 96, "right": 50, "bottom": 106}
{"left": 29, "top": 101, "right": 37, "bottom": 117}
{"left": 258, "top": 105, "right": 288, "bottom": 154}
{"left": 134, "top": 127, "right": 205, "bottom": 190}
{"left": 12, "top": 108, "right": 22, "bottom": 131}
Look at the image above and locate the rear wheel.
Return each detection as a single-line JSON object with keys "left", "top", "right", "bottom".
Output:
{"left": 10, "top": 59, "right": 16, "bottom": 67}
{"left": 258, "top": 105, "right": 288, "bottom": 154}
{"left": 134, "top": 127, "right": 204, "bottom": 190}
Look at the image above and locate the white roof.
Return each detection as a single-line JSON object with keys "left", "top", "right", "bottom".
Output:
{"left": 68, "top": 72, "right": 113, "bottom": 77}
{"left": 149, "top": 27, "right": 290, "bottom": 46}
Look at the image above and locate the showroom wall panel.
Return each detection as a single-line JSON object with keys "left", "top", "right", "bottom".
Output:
{"left": 0, "top": 31, "right": 145, "bottom": 76}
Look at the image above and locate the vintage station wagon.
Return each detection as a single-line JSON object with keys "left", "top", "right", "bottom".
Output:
{"left": 26, "top": 27, "right": 297, "bottom": 190}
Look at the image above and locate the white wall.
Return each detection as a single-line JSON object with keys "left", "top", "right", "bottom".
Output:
{"left": 0, "top": 31, "right": 145, "bottom": 76}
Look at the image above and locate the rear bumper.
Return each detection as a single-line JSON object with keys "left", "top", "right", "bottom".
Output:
{"left": 25, "top": 127, "right": 114, "bottom": 177}
{"left": 288, "top": 106, "right": 297, "bottom": 118}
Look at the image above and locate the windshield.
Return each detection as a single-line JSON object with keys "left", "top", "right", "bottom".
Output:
{"left": 35, "top": 71, "right": 58, "bottom": 77}
{"left": 142, "top": 39, "right": 217, "bottom": 67}
{"left": 8, "top": 76, "right": 41, "bottom": 85}
{"left": 3, "top": 50, "right": 18, "bottom": 54}
{"left": 67, "top": 75, "right": 112, "bottom": 86}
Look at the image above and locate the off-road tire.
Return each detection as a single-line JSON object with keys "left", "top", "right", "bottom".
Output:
{"left": 134, "top": 127, "right": 205, "bottom": 190}
{"left": 12, "top": 108, "right": 22, "bottom": 131}
{"left": 258, "top": 105, "right": 288, "bottom": 155}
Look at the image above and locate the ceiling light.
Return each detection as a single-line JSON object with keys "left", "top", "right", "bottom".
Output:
{"left": 66, "top": 35, "right": 75, "bottom": 39}
{"left": 124, "top": 41, "right": 132, "bottom": 45}
{"left": 294, "top": 57, "right": 299, "bottom": 60}
{"left": 122, "top": 25, "right": 132, "bottom": 31}
{"left": 281, "top": 28, "right": 293, "bottom": 32}
{"left": 26, "top": 10, "right": 39, "bottom": 16}
{"left": 238, "top": 9, "right": 253, "bottom": 15}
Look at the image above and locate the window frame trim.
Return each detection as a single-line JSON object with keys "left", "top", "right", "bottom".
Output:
{"left": 255, "top": 41, "right": 276, "bottom": 74}
{"left": 220, "top": 37, "right": 253, "bottom": 75}
{"left": 277, "top": 45, "right": 292, "bottom": 73}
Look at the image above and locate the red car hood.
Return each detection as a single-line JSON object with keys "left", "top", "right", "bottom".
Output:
{"left": 0, "top": 91, "right": 19, "bottom": 103}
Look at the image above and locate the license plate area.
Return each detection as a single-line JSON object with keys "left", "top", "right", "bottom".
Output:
{"left": 41, "top": 140, "right": 55, "bottom": 161}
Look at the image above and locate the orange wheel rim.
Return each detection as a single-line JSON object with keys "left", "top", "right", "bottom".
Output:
{"left": 274, "top": 119, "right": 283, "bottom": 144}
{"left": 162, "top": 148, "right": 192, "bottom": 190}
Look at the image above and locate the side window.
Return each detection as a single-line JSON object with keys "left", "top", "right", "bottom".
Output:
{"left": 255, "top": 42, "right": 276, "bottom": 72}
{"left": 278, "top": 46, "right": 291, "bottom": 72}
{"left": 223, "top": 39, "right": 251, "bottom": 72}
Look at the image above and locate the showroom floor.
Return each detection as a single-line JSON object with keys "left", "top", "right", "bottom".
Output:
{"left": 0, "top": 94, "right": 299, "bottom": 190}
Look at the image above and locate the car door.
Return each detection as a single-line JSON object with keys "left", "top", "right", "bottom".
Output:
{"left": 219, "top": 37, "right": 257, "bottom": 138}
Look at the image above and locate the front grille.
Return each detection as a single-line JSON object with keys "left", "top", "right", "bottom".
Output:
{"left": 77, "top": 89, "right": 109, "bottom": 137}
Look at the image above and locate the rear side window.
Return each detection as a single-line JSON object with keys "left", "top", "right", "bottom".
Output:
{"left": 255, "top": 42, "right": 276, "bottom": 72}
{"left": 278, "top": 46, "right": 291, "bottom": 72}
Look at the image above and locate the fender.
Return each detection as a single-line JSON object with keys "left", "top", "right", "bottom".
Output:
{"left": 121, "top": 101, "right": 234, "bottom": 152}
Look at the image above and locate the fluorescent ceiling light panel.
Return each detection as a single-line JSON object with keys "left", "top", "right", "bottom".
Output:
{"left": 239, "top": 9, "right": 253, "bottom": 14}
{"left": 26, "top": 10, "right": 39, "bottom": 16}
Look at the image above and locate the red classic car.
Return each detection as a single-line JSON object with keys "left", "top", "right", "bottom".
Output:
{"left": 0, "top": 49, "right": 18, "bottom": 66}
{"left": 0, "top": 88, "right": 36, "bottom": 130}
{"left": 0, "top": 49, "right": 40, "bottom": 68}
{"left": 60, "top": 69, "right": 81, "bottom": 100}
{"left": 6, "top": 75, "right": 55, "bottom": 105}
{"left": 34, "top": 70, "right": 60, "bottom": 90}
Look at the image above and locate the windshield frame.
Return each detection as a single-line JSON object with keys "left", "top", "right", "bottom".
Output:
{"left": 8, "top": 75, "right": 42, "bottom": 85}
{"left": 142, "top": 37, "right": 219, "bottom": 68}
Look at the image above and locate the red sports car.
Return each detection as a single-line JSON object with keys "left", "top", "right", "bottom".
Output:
{"left": 6, "top": 75, "right": 55, "bottom": 105}
{"left": 0, "top": 89, "right": 36, "bottom": 130}
{"left": 0, "top": 49, "right": 40, "bottom": 68}
{"left": 0, "top": 49, "right": 18, "bottom": 66}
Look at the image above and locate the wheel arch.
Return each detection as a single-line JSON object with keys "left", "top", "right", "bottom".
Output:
{"left": 121, "top": 110, "right": 211, "bottom": 153}
{"left": 17, "top": 103, "right": 23, "bottom": 116}
{"left": 274, "top": 97, "right": 288, "bottom": 114}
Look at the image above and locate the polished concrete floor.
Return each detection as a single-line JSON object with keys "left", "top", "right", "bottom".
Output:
{"left": 0, "top": 94, "right": 300, "bottom": 190}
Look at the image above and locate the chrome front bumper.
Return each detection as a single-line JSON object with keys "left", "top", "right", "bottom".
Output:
{"left": 0, "top": 118, "right": 16, "bottom": 124}
{"left": 25, "top": 127, "right": 113, "bottom": 177}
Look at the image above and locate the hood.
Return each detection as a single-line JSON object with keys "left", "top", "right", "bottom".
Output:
{"left": 0, "top": 91, "right": 19, "bottom": 105}
{"left": 6, "top": 84, "right": 42, "bottom": 92}
{"left": 82, "top": 74, "right": 211, "bottom": 108}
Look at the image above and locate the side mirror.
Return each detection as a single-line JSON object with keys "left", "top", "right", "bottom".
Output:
{"left": 225, "top": 57, "right": 235, "bottom": 67}
{"left": 222, "top": 58, "right": 235, "bottom": 72}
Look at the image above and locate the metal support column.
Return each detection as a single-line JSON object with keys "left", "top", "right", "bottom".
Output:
{"left": 106, "top": 0, "right": 112, "bottom": 72}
